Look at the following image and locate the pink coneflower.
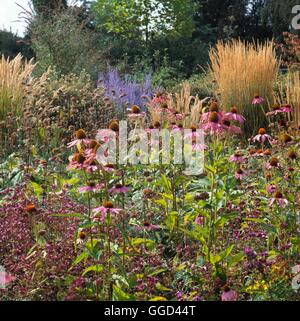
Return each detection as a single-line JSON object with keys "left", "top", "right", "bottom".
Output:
{"left": 92, "top": 201, "right": 122, "bottom": 222}
{"left": 227, "top": 124, "right": 242, "bottom": 135}
{"left": 84, "top": 159, "right": 99, "bottom": 173}
{"left": 85, "top": 140, "right": 100, "bottom": 156}
{"left": 266, "top": 157, "right": 281, "bottom": 169}
{"left": 67, "top": 153, "right": 86, "bottom": 170}
{"left": 195, "top": 216, "right": 205, "bottom": 225}
{"left": 151, "top": 93, "right": 166, "bottom": 105}
{"left": 201, "top": 102, "right": 223, "bottom": 121}
{"left": 281, "top": 104, "right": 293, "bottom": 113}
{"left": 235, "top": 169, "right": 247, "bottom": 180}
{"left": 252, "top": 94, "right": 264, "bottom": 105}
{"left": 172, "top": 111, "right": 185, "bottom": 121}
{"left": 76, "top": 230, "right": 87, "bottom": 244}
{"left": 229, "top": 151, "right": 247, "bottom": 164}
{"left": 97, "top": 128, "right": 117, "bottom": 143}
{"left": 135, "top": 222, "right": 161, "bottom": 231}
{"left": 78, "top": 182, "right": 104, "bottom": 193}
{"left": 221, "top": 288, "right": 238, "bottom": 301}
{"left": 253, "top": 128, "right": 272, "bottom": 144}
{"left": 201, "top": 112, "right": 225, "bottom": 134}
{"left": 145, "top": 126, "right": 157, "bottom": 134}
{"left": 192, "top": 142, "right": 208, "bottom": 151}
{"left": 253, "top": 149, "right": 264, "bottom": 157}
{"left": 266, "top": 104, "right": 283, "bottom": 116}
{"left": 186, "top": 126, "right": 202, "bottom": 138}
{"left": 225, "top": 107, "right": 246, "bottom": 123}
{"left": 102, "top": 164, "right": 116, "bottom": 173}
{"left": 266, "top": 185, "right": 277, "bottom": 194}
{"left": 269, "top": 192, "right": 289, "bottom": 208}
{"left": 67, "top": 129, "right": 90, "bottom": 148}
{"left": 127, "top": 105, "right": 146, "bottom": 120}
{"left": 109, "top": 184, "right": 130, "bottom": 194}
{"left": 0, "top": 271, "right": 16, "bottom": 287}
{"left": 171, "top": 124, "right": 184, "bottom": 132}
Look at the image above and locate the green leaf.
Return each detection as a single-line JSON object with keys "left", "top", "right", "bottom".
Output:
{"left": 82, "top": 264, "right": 103, "bottom": 276}
{"left": 160, "top": 175, "right": 172, "bottom": 193}
{"left": 149, "top": 296, "right": 168, "bottom": 301}
{"left": 148, "top": 268, "right": 168, "bottom": 277}
{"left": 156, "top": 283, "right": 172, "bottom": 292}
{"left": 227, "top": 252, "right": 245, "bottom": 267}
{"left": 50, "top": 213, "right": 83, "bottom": 218}
{"left": 132, "top": 238, "right": 155, "bottom": 248}
{"left": 70, "top": 252, "right": 89, "bottom": 271}
{"left": 113, "top": 285, "right": 134, "bottom": 301}
{"left": 29, "top": 181, "right": 44, "bottom": 197}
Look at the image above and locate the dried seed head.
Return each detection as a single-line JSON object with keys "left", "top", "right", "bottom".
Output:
{"left": 38, "top": 230, "right": 46, "bottom": 236}
{"left": 103, "top": 201, "right": 114, "bottom": 208}
{"left": 73, "top": 153, "right": 86, "bottom": 164}
{"left": 78, "top": 231, "right": 86, "bottom": 240}
{"left": 143, "top": 189, "right": 153, "bottom": 197}
{"left": 131, "top": 105, "right": 141, "bottom": 114}
{"left": 209, "top": 112, "right": 219, "bottom": 123}
{"left": 282, "top": 133, "right": 292, "bottom": 144}
{"left": 154, "top": 121, "right": 161, "bottom": 129}
{"left": 231, "top": 107, "right": 238, "bottom": 113}
{"left": 269, "top": 157, "right": 279, "bottom": 167}
{"left": 258, "top": 128, "right": 266, "bottom": 135}
{"left": 89, "top": 140, "right": 100, "bottom": 150}
{"left": 209, "top": 102, "right": 219, "bottom": 112}
{"left": 222, "top": 118, "right": 231, "bottom": 127}
{"left": 76, "top": 129, "right": 86, "bottom": 139}
{"left": 194, "top": 192, "right": 209, "bottom": 201}
{"left": 26, "top": 203, "right": 37, "bottom": 213}
{"left": 288, "top": 150, "right": 297, "bottom": 160}
{"left": 264, "top": 149, "right": 272, "bottom": 156}
{"left": 109, "top": 121, "right": 119, "bottom": 132}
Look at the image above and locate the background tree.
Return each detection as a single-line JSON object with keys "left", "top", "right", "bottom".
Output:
{"left": 30, "top": 8, "right": 103, "bottom": 78}
{"left": 193, "top": 0, "right": 248, "bottom": 40}
{"left": 31, "top": 0, "right": 67, "bottom": 16}
{"left": 262, "top": 0, "right": 300, "bottom": 38}
{"left": 0, "top": 29, "right": 34, "bottom": 59}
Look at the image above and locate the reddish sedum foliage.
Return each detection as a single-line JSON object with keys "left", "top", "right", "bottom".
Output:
{"left": 0, "top": 183, "right": 87, "bottom": 300}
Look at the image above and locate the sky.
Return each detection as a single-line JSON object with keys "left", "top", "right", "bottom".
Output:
{"left": 0, "top": 0, "right": 83, "bottom": 36}
{"left": 0, "top": 0, "right": 31, "bottom": 36}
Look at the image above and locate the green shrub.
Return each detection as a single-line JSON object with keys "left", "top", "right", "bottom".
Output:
{"left": 30, "top": 9, "right": 103, "bottom": 79}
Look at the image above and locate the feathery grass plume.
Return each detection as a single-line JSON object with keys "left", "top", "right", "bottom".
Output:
{"left": 276, "top": 71, "right": 300, "bottom": 129}
{"left": 209, "top": 40, "right": 279, "bottom": 135}
{"left": 0, "top": 54, "right": 35, "bottom": 120}
{"left": 166, "top": 82, "right": 208, "bottom": 127}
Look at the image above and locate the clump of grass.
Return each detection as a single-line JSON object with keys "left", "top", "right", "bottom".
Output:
{"left": 276, "top": 71, "right": 300, "bottom": 129}
{"left": 287, "top": 72, "right": 300, "bottom": 129}
{"left": 209, "top": 40, "right": 279, "bottom": 135}
{"left": 0, "top": 54, "right": 35, "bottom": 120}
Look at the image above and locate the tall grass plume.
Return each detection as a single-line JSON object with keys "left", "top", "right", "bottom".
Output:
{"left": 209, "top": 40, "right": 279, "bottom": 135}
